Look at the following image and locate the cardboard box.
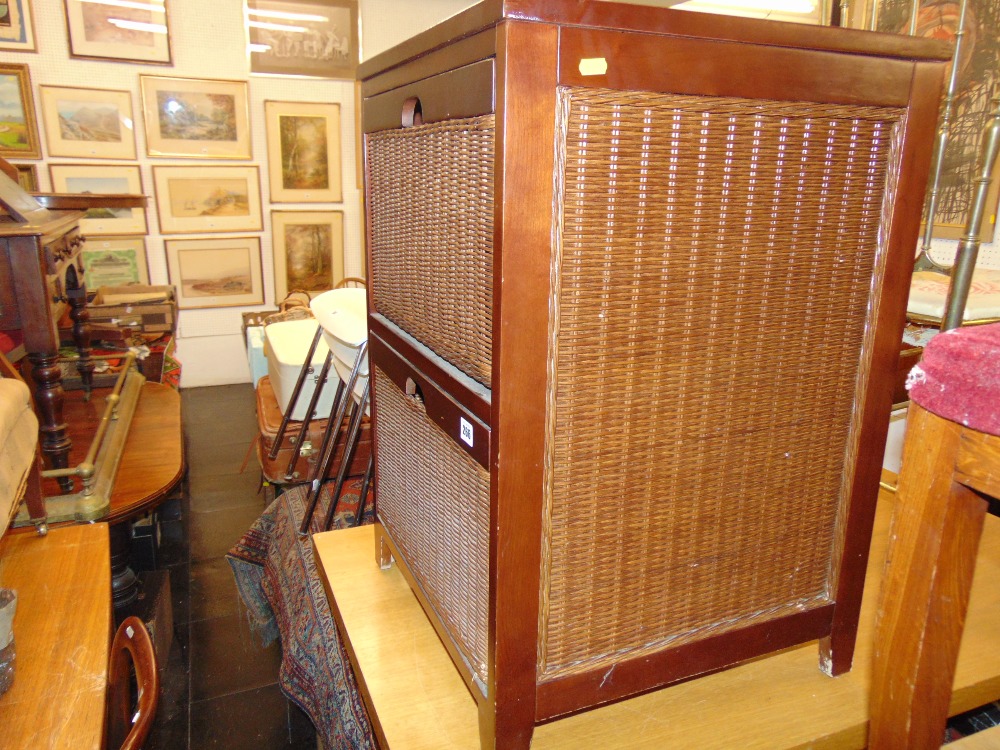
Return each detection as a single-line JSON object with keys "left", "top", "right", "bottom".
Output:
{"left": 88, "top": 285, "right": 176, "bottom": 333}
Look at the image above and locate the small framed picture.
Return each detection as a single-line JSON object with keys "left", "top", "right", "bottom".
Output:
{"left": 80, "top": 236, "right": 149, "bottom": 288}
{"left": 13, "top": 163, "right": 37, "bottom": 191}
{"left": 246, "top": 0, "right": 358, "bottom": 79}
{"left": 49, "top": 163, "right": 148, "bottom": 236}
{"left": 141, "top": 75, "right": 251, "bottom": 159}
{"left": 271, "top": 210, "right": 344, "bottom": 301}
{"left": 153, "top": 165, "right": 262, "bottom": 234}
{"left": 166, "top": 236, "right": 264, "bottom": 309}
{"left": 265, "top": 100, "right": 341, "bottom": 203}
{"left": 63, "top": 0, "right": 171, "bottom": 64}
{"left": 0, "top": 63, "right": 40, "bottom": 159}
{"left": 39, "top": 85, "right": 136, "bottom": 160}
{"left": 0, "top": 0, "right": 36, "bottom": 51}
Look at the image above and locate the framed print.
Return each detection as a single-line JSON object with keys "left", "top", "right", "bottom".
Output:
{"left": 166, "top": 236, "right": 264, "bottom": 309}
{"left": 49, "top": 163, "right": 148, "bottom": 236}
{"left": 271, "top": 210, "right": 344, "bottom": 301}
{"left": 39, "top": 85, "right": 136, "bottom": 160}
{"left": 265, "top": 100, "right": 341, "bottom": 202}
{"left": 0, "top": 0, "right": 36, "bottom": 51}
{"left": 246, "top": 0, "right": 358, "bottom": 79}
{"left": 153, "top": 165, "right": 262, "bottom": 234}
{"left": 13, "top": 163, "right": 36, "bottom": 191}
{"left": 140, "top": 75, "right": 251, "bottom": 159}
{"left": 0, "top": 63, "right": 39, "bottom": 158}
{"left": 80, "top": 236, "right": 149, "bottom": 288}
{"left": 64, "top": 0, "right": 171, "bottom": 64}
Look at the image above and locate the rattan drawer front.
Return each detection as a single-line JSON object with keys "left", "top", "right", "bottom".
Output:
{"left": 538, "top": 86, "right": 905, "bottom": 681}
{"left": 374, "top": 365, "right": 491, "bottom": 683}
{"left": 367, "top": 115, "right": 494, "bottom": 388}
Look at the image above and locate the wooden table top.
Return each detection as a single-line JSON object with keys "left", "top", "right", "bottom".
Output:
{"left": 314, "top": 488, "right": 1000, "bottom": 749}
{"left": 0, "top": 523, "right": 111, "bottom": 750}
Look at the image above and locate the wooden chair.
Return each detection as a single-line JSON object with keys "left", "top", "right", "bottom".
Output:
{"left": 335, "top": 277, "right": 366, "bottom": 289}
{"left": 106, "top": 616, "right": 159, "bottom": 750}
{"left": 0, "top": 349, "right": 46, "bottom": 536}
{"left": 870, "top": 322, "right": 1000, "bottom": 749}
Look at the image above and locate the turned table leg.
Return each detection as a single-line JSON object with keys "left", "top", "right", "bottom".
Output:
{"left": 66, "top": 263, "right": 94, "bottom": 399}
{"left": 27, "top": 350, "right": 74, "bottom": 493}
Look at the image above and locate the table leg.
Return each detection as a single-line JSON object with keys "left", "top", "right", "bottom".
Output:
{"left": 110, "top": 521, "right": 140, "bottom": 610}
{"left": 27, "top": 350, "right": 73, "bottom": 493}
{"left": 66, "top": 263, "right": 94, "bottom": 398}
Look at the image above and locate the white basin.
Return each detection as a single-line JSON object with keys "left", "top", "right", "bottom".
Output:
{"left": 310, "top": 288, "right": 369, "bottom": 376}
{"left": 264, "top": 318, "right": 339, "bottom": 421}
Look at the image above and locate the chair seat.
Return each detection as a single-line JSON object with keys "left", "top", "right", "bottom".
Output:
{"left": 0, "top": 378, "right": 39, "bottom": 535}
{"left": 907, "top": 321, "right": 1000, "bottom": 436}
{"left": 907, "top": 269, "right": 1000, "bottom": 323}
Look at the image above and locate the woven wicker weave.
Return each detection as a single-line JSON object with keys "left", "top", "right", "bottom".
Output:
{"left": 538, "top": 87, "right": 905, "bottom": 681}
{"left": 374, "top": 366, "right": 491, "bottom": 683}
{"left": 367, "top": 116, "right": 495, "bottom": 388}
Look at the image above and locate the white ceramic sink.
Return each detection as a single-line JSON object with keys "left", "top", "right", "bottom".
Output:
{"left": 310, "top": 288, "right": 369, "bottom": 376}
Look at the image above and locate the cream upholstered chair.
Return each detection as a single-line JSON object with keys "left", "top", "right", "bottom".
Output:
{"left": 0, "top": 352, "right": 46, "bottom": 537}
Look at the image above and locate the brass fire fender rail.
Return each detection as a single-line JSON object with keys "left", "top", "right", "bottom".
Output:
{"left": 15, "top": 353, "right": 146, "bottom": 525}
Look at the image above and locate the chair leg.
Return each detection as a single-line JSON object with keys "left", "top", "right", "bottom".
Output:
{"left": 322, "top": 381, "right": 370, "bottom": 531}
{"left": 354, "top": 453, "right": 374, "bottom": 527}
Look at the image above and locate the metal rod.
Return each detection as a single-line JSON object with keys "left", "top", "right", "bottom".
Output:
{"left": 915, "top": 0, "right": 971, "bottom": 273}
{"left": 942, "top": 95, "right": 1000, "bottom": 330}
{"left": 267, "top": 325, "right": 323, "bottom": 461}
{"left": 281, "top": 351, "right": 335, "bottom": 480}
{"left": 322, "top": 380, "right": 370, "bottom": 531}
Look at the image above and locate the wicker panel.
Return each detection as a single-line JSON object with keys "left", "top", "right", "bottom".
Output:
{"left": 538, "top": 87, "right": 905, "bottom": 680}
{"left": 367, "top": 116, "right": 495, "bottom": 387}
{"left": 374, "top": 367, "right": 491, "bottom": 682}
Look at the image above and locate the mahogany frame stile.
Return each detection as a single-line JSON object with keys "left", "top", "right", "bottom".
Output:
{"left": 356, "top": 2, "right": 951, "bottom": 748}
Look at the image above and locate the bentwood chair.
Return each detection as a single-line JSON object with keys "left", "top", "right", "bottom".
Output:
{"left": 107, "top": 616, "right": 159, "bottom": 750}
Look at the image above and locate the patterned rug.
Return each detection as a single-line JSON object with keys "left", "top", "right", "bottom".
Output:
{"left": 227, "top": 479, "right": 376, "bottom": 750}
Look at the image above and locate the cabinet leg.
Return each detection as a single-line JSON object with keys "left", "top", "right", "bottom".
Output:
{"left": 27, "top": 350, "right": 73, "bottom": 493}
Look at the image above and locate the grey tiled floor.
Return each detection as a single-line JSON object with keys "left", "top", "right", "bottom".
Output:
{"left": 145, "top": 384, "right": 316, "bottom": 750}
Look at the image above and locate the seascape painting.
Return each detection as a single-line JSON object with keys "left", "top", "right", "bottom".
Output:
{"left": 167, "top": 178, "right": 250, "bottom": 218}
{"left": 57, "top": 98, "right": 122, "bottom": 142}
{"left": 0, "top": 73, "right": 31, "bottom": 152}
{"left": 157, "top": 90, "right": 237, "bottom": 142}
{"left": 279, "top": 114, "right": 329, "bottom": 190}
{"left": 178, "top": 245, "right": 252, "bottom": 297}
{"left": 65, "top": 175, "right": 132, "bottom": 219}
{"left": 283, "top": 222, "right": 332, "bottom": 291}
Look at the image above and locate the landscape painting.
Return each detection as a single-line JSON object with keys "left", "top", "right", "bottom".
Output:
{"left": 40, "top": 86, "right": 136, "bottom": 159}
{"left": 166, "top": 236, "right": 263, "bottom": 308}
{"left": 64, "top": 0, "right": 171, "bottom": 63}
{"left": 0, "top": 64, "right": 39, "bottom": 158}
{"left": 141, "top": 76, "right": 250, "bottom": 159}
{"left": 153, "top": 165, "right": 262, "bottom": 233}
{"left": 271, "top": 210, "right": 344, "bottom": 300}
{"left": 49, "top": 164, "right": 148, "bottom": 235}
{"left": 265, "top": 100, "right": 340, "bottom": 202}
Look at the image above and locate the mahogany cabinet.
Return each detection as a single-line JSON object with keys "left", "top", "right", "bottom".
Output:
{"left": 359, "top": 2, "right": 950, "bottom": 747}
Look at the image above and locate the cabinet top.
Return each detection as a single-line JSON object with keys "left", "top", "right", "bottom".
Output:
{"left": 358, "top": 0, "right": 952, "bottom": 80}
{"left": 0, "top": 210, "right": 82, "bottom": 239}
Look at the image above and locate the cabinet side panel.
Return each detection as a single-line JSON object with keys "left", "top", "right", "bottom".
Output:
{"left": 539, "top": 86, "right": 904, "bottom": 680}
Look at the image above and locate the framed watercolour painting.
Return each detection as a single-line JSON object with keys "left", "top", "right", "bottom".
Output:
{"left": 153, "top": 165, "right": 262, "bottom": 234}
{"left": 0, "top": 64, "right": 39, "bottom": 159}
{"left": 64, "top": 0, "right": 171, "bottom": 64}
{"left": 271, "top": 210, "right": 344, "bottom": 301}
{"left": 49, "top": 163, "right": 148, "bottom": 236}
{"left": 0, "top": 0, "right": 36, "bottom": 51}
{"left": 265, "top": 100, "right": 341, "bottom": 203}
{"left": 80, "top": 237, "right": 149, "bottom": 288}
{"left": 39, "top": 86, "right": 136, "bottom": 160}
{"left": 166, "top": 236, "right": 264, "bottom": 309}
{"left": 246, "top": 0, "right": 358, "bottom": 79}
{"left": 141, "top": 76, "right": 251, "bottom": 159}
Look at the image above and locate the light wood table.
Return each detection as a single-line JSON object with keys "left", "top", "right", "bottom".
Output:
{"left": 0, "top": 523, "right": 111, "bottom": 750}
{"left": 314, "top": 489, "right": 1000, "bottom": 749}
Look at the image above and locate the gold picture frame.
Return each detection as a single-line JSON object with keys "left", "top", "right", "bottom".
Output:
{"left": 141, "top": 75, "right": 251, "bottom": 160}
{"left": 39, "top": 85, "right": 136, "bottom": 160}
{"left": 0, "top": 0, "right": 36, "bottom": 52}
{"left": 166, "top": 236, "right": 264, "bottom": 309}
{"left": 80, "top": 236, "right": 149, "bottom": 288}
{"left": 0, "top": 63, "right": 40, "bottom": 159}
{"left": 271, "top": 210, "right": 344, "bottom": 301}
{"left": 246, "top": 0, "right": 358, "bottom": 80}
{"left": 64, "top": 0, "right": 171, "bottom": 64}
{"left": 49, "top": 163, "right": 148, "bottom": 236}
{"left": 13, "top": 163, "right": 37, "bottom": 191}
{"left": 264, "top": 100, "right": 341, "bottom": 203}
{"left": 153, "top": 165, "right": 263, "bottom": 234}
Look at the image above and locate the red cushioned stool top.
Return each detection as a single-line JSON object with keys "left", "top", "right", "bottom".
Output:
{"left": 907, "top": 321, "right": 1000, "bottom": 437}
